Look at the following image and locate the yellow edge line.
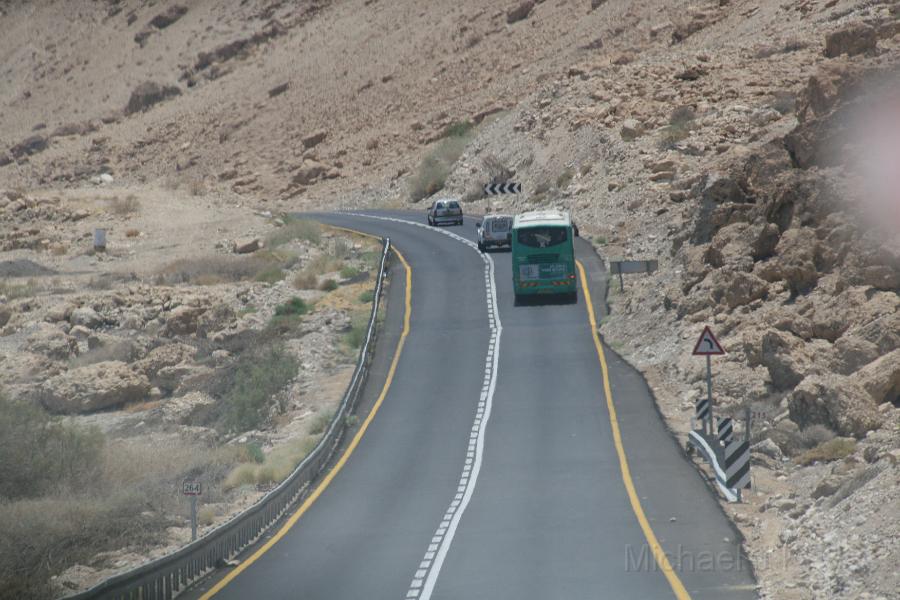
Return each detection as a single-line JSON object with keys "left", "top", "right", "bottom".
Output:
{"left": 201, "top": 245, "right": 412, "bottom": 599}
{"left": 576, "top": 260, "right": 691, "bottom": 600}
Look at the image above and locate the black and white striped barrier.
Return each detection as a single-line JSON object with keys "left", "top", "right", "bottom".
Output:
{"left": 717, "top": 417, "right": 733, "bottom": 444}
{"left": 687, "top": 429, "right": 751, "bottom": 502}
{"left": 483, "top": 182, "right": 522, "bottom": 195}
{"left": 695, "top": 397, "right": 710, "bottom": 421}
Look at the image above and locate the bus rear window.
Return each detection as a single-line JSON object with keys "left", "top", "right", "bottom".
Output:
{"left": 516, "top": 226, "right": 568, "bottom": 248}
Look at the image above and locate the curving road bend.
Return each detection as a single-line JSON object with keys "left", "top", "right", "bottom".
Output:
{"left": 185, "top": 211, "right": 758, "bottom": 600}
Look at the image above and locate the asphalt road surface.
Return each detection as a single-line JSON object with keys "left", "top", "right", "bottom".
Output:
{"left": 187, "top": 211, "right": 758, "bottom": 600}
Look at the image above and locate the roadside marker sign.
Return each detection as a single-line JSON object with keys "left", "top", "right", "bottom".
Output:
{"left": 692, "top": 326, "right": 725, "bottom": 356}
{"left": 483, "top": 182, "right": 522, "bottom": 195}
{"left": 182, "top": 480, "right": 202, "bottom": 496}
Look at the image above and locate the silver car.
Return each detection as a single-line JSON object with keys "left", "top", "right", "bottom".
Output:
{"left": 475, "top": 214, "right": 513, "bottom": 252}
{"left": 427, "top": 199, "right": 463, "bottom": 226}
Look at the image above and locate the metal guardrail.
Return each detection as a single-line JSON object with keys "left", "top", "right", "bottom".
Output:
{"left": 65, "top": 237, "right": 393, "bottom": 600}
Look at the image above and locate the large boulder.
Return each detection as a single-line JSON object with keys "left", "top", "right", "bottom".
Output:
{"left": 197, "top": 303, "right": 237, "bottom": 337}
{"left": 755, "top": 329, "right": 827, "bottom": 390}
{"left": 9, "top": 135, "right": 48, "bottom": 159}
{"left": 125, "top": 81, "right": 182, "bottom": 115}
{"left": 506, "top": 1, "right": 534, "bottom": 23}
{"left": 755, "top": 227, "right": 820, "bottom": 295}
{"left": 149, "top": 5, "right": 187, "bottom": 29}
{"left": 133, "top": 343, "right": 197, "bottom": 380}
{"left": 824, "top": 24, "right": 877, "bottom": 58}
{"left": 789, "top": 374, "right": 881, "bottom": 437}
{"left": 854, "top": 350, "right": 900, "bottom": 406}
{"left": 301, "top": 130, "right": 327, "bottom": 149}
{"left": 292, "top": 160, "right": 329, "bottom": 185}
{"left": 162, "top": 391, "right": 217, "bottom": 425}
{"left": 833, "top": 335, "right": 881, "bottom": 375}
{"left": 69, "top": 306, "right": 104, "bottom": 329}
{"left": 25, "top": 324, "right": 77, "bottom": 360}
{"left": 164, "top": 305, "right": 206, "bottom": 336}
{"left": 706, "top": 222, "right": 780, "bottom": 269}
{"left": 155, "top": 363, "right": 214, "bottom": 394}
{"left": 39, "top": 361, "right": 151, "bottom": 413}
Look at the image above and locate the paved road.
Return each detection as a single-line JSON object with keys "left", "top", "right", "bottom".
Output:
{"left": 187, "top": 211, "right": 757, "bottom": 600}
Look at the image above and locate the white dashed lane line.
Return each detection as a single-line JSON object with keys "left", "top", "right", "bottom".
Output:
{"left": 345, "top": 214, "right": 501, "bottom": 600}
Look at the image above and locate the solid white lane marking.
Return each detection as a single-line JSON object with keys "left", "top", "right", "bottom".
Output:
{"left": 344, "top": 214, "right": 501, "bottom": 600}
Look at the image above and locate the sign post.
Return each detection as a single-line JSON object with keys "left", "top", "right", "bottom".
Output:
{"left": 608, "top": 259, "right": 658, "bottom": 291}
{"left": 182, "top": 480, "right": 202, "bottom": 541}
{"left": 692, "top": 326, "right": 725, "bottom": 437}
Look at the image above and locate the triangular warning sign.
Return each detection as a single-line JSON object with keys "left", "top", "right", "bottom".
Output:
{"left": 692, "top": 326, "right": 726, "bottom": 356}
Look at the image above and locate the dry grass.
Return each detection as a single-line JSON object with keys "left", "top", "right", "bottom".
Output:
{"left": 409, "top": 127, "right": 473, "bottom": 202}
{"left": 224, "top": 434, "right": 321, "bottom": 490}
{"left": 107, "top": 195, "right": 140, "bottom": 216}
{"left": 157, "top": 252, "right": 294, "bottom": 286}
{"left": 797, "top": 438, "right": 857, "bottom": 466}
{"left": 293, "top": 253, "right": 344, "bottom": 290}
{"left": 0, "top": 280, "right": 39, "bottom": 299}
{"left": 267, "top": 218, "right": 322, "bottom": 247}
{"left": 0, "top": 394, "right": 238, "bottom": 597}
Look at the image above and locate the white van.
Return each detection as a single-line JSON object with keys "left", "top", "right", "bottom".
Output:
{"left": 475, "top": 214, "right": 513, "bottom": 252}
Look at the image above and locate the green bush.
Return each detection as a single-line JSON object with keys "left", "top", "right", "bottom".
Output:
{"left": 308, "top": 411, "right": 334, "bottom": 435}
{"left": 219, "top": 345, "right": 298, "bottom": 433}
{"left": 275, "top": 297, "right": 309, "bottom": 317}
{"left": 344, "top": 312, "right": 370, "bottom": 349}
{"left": 358, "top": 289, "right": 375, "bottom": 303}
{"left": 318, "top": 279, "right": 338, "bottom": 292}
{"left": 340, "top": 265, "right": 361, "bottom": 279}
{"left": 440, "top": 119, "right": 474, "bottom": 139}
{"left": 0, "top": 395, "right": 104, "bottom": 500}
{"left": 556, "top": 168, "right": 575, "bottom": 190}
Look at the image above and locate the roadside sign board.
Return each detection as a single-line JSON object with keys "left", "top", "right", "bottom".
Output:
{"left": 483, "top": 182, "right": 522, "bottom": 195}
{"left": 182, "top": 480, "right": 202, "bottom": 496}
{"left": 608, "top": 259, "right": 658, "bottom": 275}
{"left": 692, "top": 326, "right": 725, "bottom": 356}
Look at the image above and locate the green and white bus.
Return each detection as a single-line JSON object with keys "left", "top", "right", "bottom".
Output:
{"left": 511, "top": 210, "right": 577, "bottom": 303}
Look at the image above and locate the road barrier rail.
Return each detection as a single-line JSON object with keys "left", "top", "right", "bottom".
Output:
{"left": 65, "top": 237, "right": 393, "bottom": 600}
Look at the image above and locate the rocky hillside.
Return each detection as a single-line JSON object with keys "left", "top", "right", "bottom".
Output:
{"left": 2, "top": 0, "right": 899, "bottom": 599}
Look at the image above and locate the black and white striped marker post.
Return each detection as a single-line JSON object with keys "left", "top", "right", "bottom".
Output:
{"left": 695, "top": 397, "right": 710, "bottom": 422}
{"left": 723, "top": 439, "right": 751, "bottom": 501}
{"left": 717, "top": 417, "right": 733, "bottom": 444}
{"left": 483, "top": 182, "right": 522, "bottom": 196}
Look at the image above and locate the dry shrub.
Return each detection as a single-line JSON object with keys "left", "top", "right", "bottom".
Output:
{"left": 556, "top": 168, "right": 575, "bottom": 190}
{"left": 267, "top": 218, "right": 321, "bottom": 247}
{"left": 224, "top": 435, "right": 321, "bottom": 490}
{"left": 797, "top": 438, "right": 857, "bottom": 466}
{"left": 318, "top": 278, "right": 338, "bottom": 292}
{"left": 293, "top": 253, "right": 344, "bottom": 290}
{"left": 0, "top": 491, "right": 170, "bottom": 600}
{"left": 482, "top": 154, "right": 514, "bottom": 185}
{"left": 293, "top": 270, "right": 318, "bottom": 290}
{"left": 107, "top": 195, "right": 140, "bottom": 216}
{"left": 125, "top": 228, "right": 140, "bottom": 238}
{"left": 158, "top": 253, "right": 290, "bottom": 285}
{"left": 188, "top": 179, "right": 206, "bottom": 196}
{"left": 409, "top": 132, "right": 472, "bottom": 202}
{"left": 197, "top": 506, "right": 216, "bottom": 527}
{"left": 0, "top": 396, "right": 238, "bottom": 597}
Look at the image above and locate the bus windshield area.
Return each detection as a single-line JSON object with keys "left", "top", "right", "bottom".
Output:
{"left": 516, "top": 226, "right": 568, "bottom": 248}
